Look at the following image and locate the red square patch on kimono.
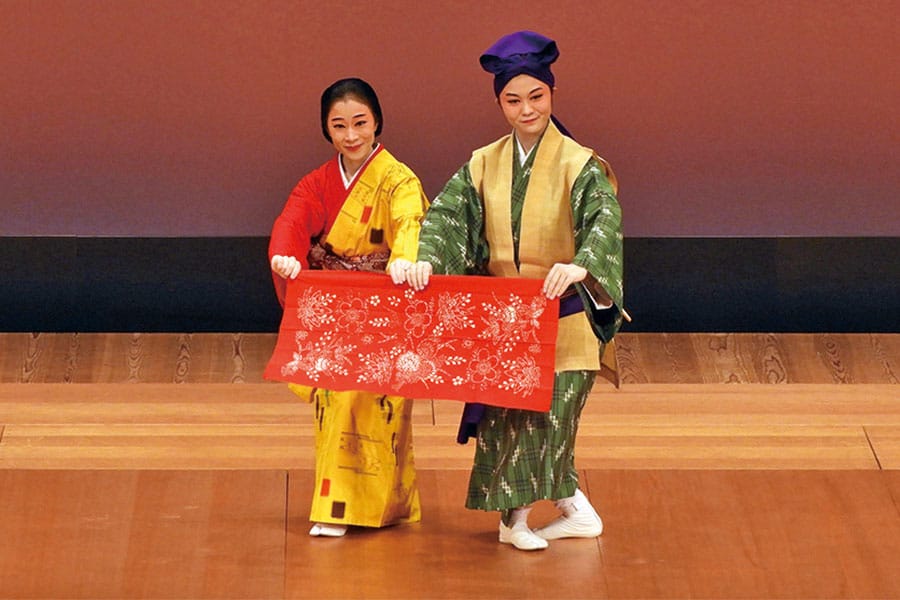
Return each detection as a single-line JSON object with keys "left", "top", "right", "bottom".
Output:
{"left": 264, "top": 272, "right": 560, "bottom": 411}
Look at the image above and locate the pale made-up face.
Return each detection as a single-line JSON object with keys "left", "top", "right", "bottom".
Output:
{"left": 327, "top": 97, "right": 378, "bottom": 175}
{"left": 498, "top": 74, "right": 554, "bottom": 152}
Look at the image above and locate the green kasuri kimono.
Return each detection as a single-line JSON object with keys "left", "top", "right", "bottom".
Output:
{"left": 417, "top": 121, "right": 625, "bottom": 514}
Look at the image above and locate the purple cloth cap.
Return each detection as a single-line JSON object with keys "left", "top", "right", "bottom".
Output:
{"left": 480, "top": 30, "right": 559, "bottom": 97}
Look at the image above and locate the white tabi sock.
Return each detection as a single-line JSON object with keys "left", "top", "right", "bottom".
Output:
{"left": 498, "top": 506, "right": 548, "bottom": 551}
{"left": 309, "top": 522, "right": 348, "bottom": 537}
{"left": 533, "top": 488, "right": 603, "bottom": 540}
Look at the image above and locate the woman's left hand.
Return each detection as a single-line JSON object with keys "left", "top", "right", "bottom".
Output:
{"left": 542, "top": 263, "right": 587, "bottom": 299}
{"left": 388, "top": 259, "right": 414, "bottom": 284}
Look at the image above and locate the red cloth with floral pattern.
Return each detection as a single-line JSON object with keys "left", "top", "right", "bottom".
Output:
{"left": 265, "top": 271, "right": 560, "bottom": 411}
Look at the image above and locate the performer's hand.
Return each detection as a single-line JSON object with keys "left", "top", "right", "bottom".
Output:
{"left": 542, "top": 263, "right": 587, "bottom": 299}
{"left": 271, "top": 255, "right": 301, "bottom": 279}
{"left": 406, "top": 261, "right": 433, "bottom": 291}
{"left": 388, "top": 259, "right": 414, "bottom": 284}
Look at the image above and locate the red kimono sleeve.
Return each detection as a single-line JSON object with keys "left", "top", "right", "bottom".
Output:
{"left": 268, "top": 166, "right": 328, "bottom": 306}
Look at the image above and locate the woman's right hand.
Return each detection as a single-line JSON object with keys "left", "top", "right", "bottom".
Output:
{"left": 271, "top": 255, "right": 302, "bottom": 279}
{"left": 406, "top": 261, "right": 433, "bottom": 291}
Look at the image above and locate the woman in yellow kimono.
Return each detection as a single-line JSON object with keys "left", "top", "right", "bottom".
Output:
{"left": 269, "top": 78, "right": 427, "bottom": 537}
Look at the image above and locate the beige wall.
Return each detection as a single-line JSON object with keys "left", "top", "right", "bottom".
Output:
{"left": 2, "top": 0, "right": 897, "bottom": 236}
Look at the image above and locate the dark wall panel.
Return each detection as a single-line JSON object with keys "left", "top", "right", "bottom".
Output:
{"left": 0, "top": 237, "right": 281, "bottom": 332}
{"left": 624, "top": 238, "right": 900, "bottom": 333}
{"left": 2, "top": 237, "right": 897, "bottom": 333}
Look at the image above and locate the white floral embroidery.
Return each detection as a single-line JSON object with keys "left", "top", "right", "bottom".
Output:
{"left": 281, "top": 331, "right": 355, "bottom": 382}
{"left": 479, "top": 293, "right": 547, "bottom": 348}
{"left": 335, "top": 295, "right": 369, "bottom": 333}
{"left": 355, "top": 346, "right": 400, "bottom": 387}
{"left": 466, "top": 348, "right": 501, "bottom": 390}
{"left": 498, "top": 354, "right": 542, "bottom": 397}
{"left": 295, "top": 288, "right": 336, "bottom": 329}
{"left": 405, "top": 299, "right": 434, "bottom": 338}
{"left": 282, "top": 281, "right": 552, "bottom": 404}
{"left": 437, "top": 292, "right": 476, "bottom": 332}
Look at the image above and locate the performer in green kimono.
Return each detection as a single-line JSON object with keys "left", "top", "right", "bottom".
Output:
{"left": 270, "top": 78, "right": 427, "bottom": 537}
{"left": 407, "top": 32, "right": 625, "bottom": 551}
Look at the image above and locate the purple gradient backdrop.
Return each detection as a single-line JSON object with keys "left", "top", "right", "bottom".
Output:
{"left": 2, "top": 0, "right": 897, "bottom": 236}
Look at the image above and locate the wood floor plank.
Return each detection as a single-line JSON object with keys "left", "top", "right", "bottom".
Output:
{"left": 0, "top": 470, "right": 287, "bottom": 599}
{"left": 872, "top": 334, "right": 900, "bottom": 383}
{"left": 866, "top": 426, "right": 900, "bottom": 469}
{"left": 0, "top": 423, "right": 876, "bottom": 471}
{"left": 2, "top": 333, "right": 897, "bottom": 384}
{"left": 405, "top": 425, "right": 473, "bottom": 469}
{"left": 844, "top": 333, "right": 900, "bottom": 383}
{"left": 763, "top": 333, "right": 835, "bottom": 383}
{"left": 0, "top": 424, "right": 471, "bottom": 470}
{"left": 0, "top": 383, "right": 299, "bottom": 421}
{"left": 581, "top": 384, "right": 900, "bottom": 426}
{"left": 66, "top": 333, "right": 278, "bottom": 384}
{"left": 884, "top": 470, "right": 900, "bottom": 516}
{"left": 587, "top": 469, "right": 900, "bottom": 599}
{"left": 0, "top": 400, "right": 303, "bottom": 424}
{"left": 743, "top": 332, "right": 792, "bottom": 383}
{"left": 413, "top": 423, "right": 881, "bottom": 470}
{"left": 4, "top": 469, "right": 898, "bottom": 599}
{"left": 619, "top": 333, "right": 705, "bottom": 384}
{"left": 0, "top": 332, "right": 75, "bottom": 383}
{"left": 0, "top": 333, "right": 281, "bottom": 383}
{"left": 159, "top": 333, "right": 276, "bottom": 383}
{"left": 0, "top": 333, "right": 897, "bottom": 598}
{"left": 285, "top": 469, "right": 609, "bottom": 599}
{"left": 573, "top": 425, "right": 877, "bottom": 469}
{"left": 0, "top": 333, "right": 25, "bottom": 382}
{"left": 0, "top": 424, "right": 314, "bottom": 469}
{"left": 0, "top": 381, "right": 291, "bottom": 404}
{"left": 0, "top": 444, "right": 316, "bottom": 470}
{"left": 611, "top": 332, "right": 650, "bottom": 384}
{"left": 1, "top": 384, "right": 896, "bottom": 470}
{"left": 613, "top": 333, "right": 900, "bottom": 384}
{"left": 688, "top": 333, "right": 757, "bottom": 383}
{"left": 433, "top": 384, "right": 900, "bottom": 427}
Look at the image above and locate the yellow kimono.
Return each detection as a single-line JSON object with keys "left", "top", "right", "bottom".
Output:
{"left": 270, "top": 145, "right": 427, "bottom": 527}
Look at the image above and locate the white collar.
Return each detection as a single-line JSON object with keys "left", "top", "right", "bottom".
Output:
{"left": 338, "top": 143, "right": 380, "bottom": 189}
{"left": 514, "top": 134, "right": 535, "bottom": 167}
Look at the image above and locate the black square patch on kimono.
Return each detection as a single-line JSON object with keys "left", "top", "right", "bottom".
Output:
{"left": 369, "top": 229, "right": 384, "bottom": 244}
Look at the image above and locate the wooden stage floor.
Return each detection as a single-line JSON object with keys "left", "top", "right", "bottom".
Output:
{"left": 1, "top": 333, "right": 898, "bottom": 599}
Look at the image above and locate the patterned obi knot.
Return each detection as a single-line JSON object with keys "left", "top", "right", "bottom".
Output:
{"left": 308, "top": 242, "right": 390, "bottom": 272}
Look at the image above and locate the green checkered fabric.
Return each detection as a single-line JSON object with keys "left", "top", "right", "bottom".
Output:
{"left": 465, "top": 370, "right": 596, "bottom": 514}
